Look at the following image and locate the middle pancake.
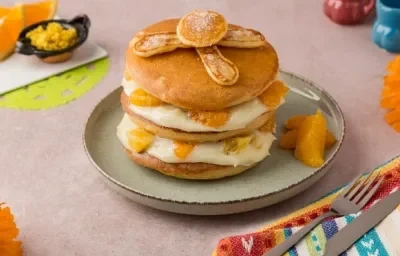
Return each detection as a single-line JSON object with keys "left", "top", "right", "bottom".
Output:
{"left": 121, "top": 77, "right": 282, "bottom": 142}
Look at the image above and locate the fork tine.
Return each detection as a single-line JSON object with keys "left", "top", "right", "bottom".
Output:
{"left": 352, "top": 173, "right": 378, "bottom": 203}
{"left": 345, "top": 171, "right": 374, "bottom": 199}
{"left": 339, "top": 171, "right": 366, "bottom": 197}
{"left": 357, "top": 176, "right": 384, "bottom": 208}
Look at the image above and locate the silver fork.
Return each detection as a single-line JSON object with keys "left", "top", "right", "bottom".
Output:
{"left": 264, "top": 171, "right": 384, "bottom": 256}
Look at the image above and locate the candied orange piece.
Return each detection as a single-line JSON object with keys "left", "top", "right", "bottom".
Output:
{"left": 259, "top": 80, "right": 289, "bottom": 108}
{"left": 22, "top": 0, "right": 58, "bottom": 27}
{"left": 129, "top": 88, "right": 164, "bottom": 107}
{"left": 285, "top": 115, "right": 307, "bottom": 130}
{"left": 173, "top": 141, "right": 196, "bottom": 160}
{"left": 124, "top": 69, "right": 133, "bottom": 81}
{"left": 126, "top": 128, "right": 154, "bottom": 153}
{"left": 295, "top": 110, "right": 327, "bottom": 168}
{"left": 223, "top": 135, "right": 254, "bottom": 155}
{"left": 259, "top": 112, "right": 276, "bottom": 133}
{"left": 280, "top": 129, "right": 298, "bottom": 149}
{"left": 187, "top": 110, "right": 230, "bottom": 128}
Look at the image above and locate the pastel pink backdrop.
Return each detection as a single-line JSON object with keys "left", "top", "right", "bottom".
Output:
{"left": 1, "top": 0, "right": 399, "bottom": 255}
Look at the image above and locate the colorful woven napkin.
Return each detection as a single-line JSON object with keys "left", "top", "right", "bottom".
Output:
{"left": 213, "top": 155, "right": 400, "bottom": 256}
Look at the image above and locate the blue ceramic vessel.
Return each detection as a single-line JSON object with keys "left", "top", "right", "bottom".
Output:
{"left": 373, "top": 0, "right": 400, "bottom": 53}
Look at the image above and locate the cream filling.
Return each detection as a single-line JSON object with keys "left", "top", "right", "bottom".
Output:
{"left": 121, "top": 78, "right": 284, "bottom": 132}
{"left": 117, "top": 114, "right": 276, "bottom": 166}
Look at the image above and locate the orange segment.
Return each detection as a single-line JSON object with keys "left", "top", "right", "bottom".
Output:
{"left": 0, "top": 22, "right": 16, "bottom": 61}
{"left": 0, "top": 5, "right": 24, "bottom": 61}
{"left": 280, "top": 129, "right": 298, "bottom": 149}
{"left": 284, "top": 114, "right": 336, "bottom": 149}
{"left": 259, "top": 112, "right": 276, "bottom": 133}
{"left": 187, "top": 110, "right": 230, "bottom": 128}
{"left": 129, "top": 88, "right": 164, "bottom": 107}
{"left": 295, "top": 109, "right": 327, "bottom": 168}
{"left": 325, "top": 131, "right": 336, "bottom": 149}
{"left": 22, "top": 0, "right": 57, "bottom": 27}
{"left": 280, "top": 129, "right": 335, "bottom": 150}
{"left": 173, "top": 141, "right": 195, "bottom": 160}
{"left": 126, "top": 128, "right": 154, "bottom": 153}
{"left": 285, "top": 115, "right": 307, "bottom": 130}
{"left": 259, "top": 80, "right": 289, "bottom": 108}
{"left": 0, "top": 7, "right": 10, "bottom": 17}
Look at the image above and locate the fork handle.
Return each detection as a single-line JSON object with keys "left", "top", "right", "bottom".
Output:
{"left": 264, "top": 211, "right": 337, "bottom": 256}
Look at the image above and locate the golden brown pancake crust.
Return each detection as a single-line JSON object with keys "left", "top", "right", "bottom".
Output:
{"left": 123, "top": 148, "right": 256, "bottom": 180}
{"left": 126, "top": 19, "right": 279, "bottom": 110}
{"left": 121, "top": 92, "right": 273, "bottom": 142}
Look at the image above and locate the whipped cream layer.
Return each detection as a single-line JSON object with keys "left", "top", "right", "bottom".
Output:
{"left": 122, "top": 78, "right": 283, "bottom": 132}
{"left": 117, "top": 114, "right": 276, "bottom": 166}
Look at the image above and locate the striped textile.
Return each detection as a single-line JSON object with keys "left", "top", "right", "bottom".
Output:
{"left": 213, "top": 156, "right": 400, "bottom": 256}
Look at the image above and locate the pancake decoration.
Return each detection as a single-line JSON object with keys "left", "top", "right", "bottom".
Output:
{"left": 129, "top": 10, "right": 266, "bottom": 86}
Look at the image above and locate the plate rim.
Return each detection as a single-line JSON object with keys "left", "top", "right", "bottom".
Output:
{"left": 82, "top": 69, "right": 346, "bottom": 205}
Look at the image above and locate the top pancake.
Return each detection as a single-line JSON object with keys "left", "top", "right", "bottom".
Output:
{"left": 125, "top": 19, "right": 279, "bottom": 111}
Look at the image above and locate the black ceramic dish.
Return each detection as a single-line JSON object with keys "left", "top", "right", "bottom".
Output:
{"left": 16, "top": 14, "right": 90, "bottom": 63}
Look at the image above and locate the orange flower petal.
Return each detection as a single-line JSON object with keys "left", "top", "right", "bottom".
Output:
{"left": 0, "top": 204, "right": 22, "bottom": 256}
{"left": 387, "top": 56, "right": 400, "bottom": 74}
{"left": 385, "top": 109, "right": 400, "bottom": 125}
{"left": 0, "top": 241, "right": 23, "bottom": 256}
{"left": 392, "top": 122, "right": 400, "bottom": 133}
{"left": 383, "top": 81, "right": 400, "bottom": 91}
{"left": 382, "top": 90, "right": 400, "bottom": 99}
{"left": 384, "top": 75, "right": 400, "bottom": 84}
{"left": 380, "top": 95, "right": 400, "bottom": 109}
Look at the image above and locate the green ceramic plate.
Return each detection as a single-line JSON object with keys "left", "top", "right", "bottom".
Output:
{"left": 83, "top": 70, "right": 345, "bottom": 215}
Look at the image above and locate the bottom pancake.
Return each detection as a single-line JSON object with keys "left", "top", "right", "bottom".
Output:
{"left": 121, "top": 92, "right": 274, "bottom": 142}
{"left": 123, "top": 147, "right": 257, "bottom": 180}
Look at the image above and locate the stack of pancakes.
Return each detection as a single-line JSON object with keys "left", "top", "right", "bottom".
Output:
{"left": 117, "top": 10, "right": 289, "bottom": 180}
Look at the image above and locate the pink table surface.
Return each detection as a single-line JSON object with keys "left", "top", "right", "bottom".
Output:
{"left": 1, "top": 0, "right": 400, "bottom": 255}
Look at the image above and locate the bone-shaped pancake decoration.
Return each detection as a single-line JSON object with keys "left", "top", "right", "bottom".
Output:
{"left": 130, "top": 32, "right": 189, "bottom": 57}
{"left": 218, "top": 28, "right": 266, "bottom": 48}
{"left": 129, "top": 10, "right": 267, "bottom": 85}
{"left": 196, "top": 46, "right": 239, "bottom": 86}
